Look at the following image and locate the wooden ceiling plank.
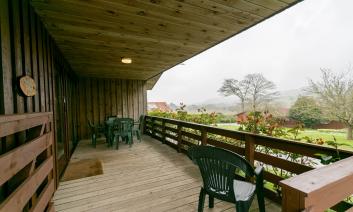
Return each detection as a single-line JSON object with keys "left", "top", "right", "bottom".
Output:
{"left": 74, "top": 73, "right": 154, "bottom": 79}
{"left": 43, "top": 21, "right": 222, "bottom": 47}
{"left": 209, "top": 0, "right": 278, "bottom": 17}
{"left": 58, "top": 49, "right": 190, "bottom": 66}
{"left": 57, "top": 45, "right": 191, "bottom": 58}
{"left": 74, "top": 68, "right": 157, "bottom": 74}
{"left": 75, "top": 73, "right": 150, "bottom": 79}
{"left": 73, "top": 72, "right": 163, "bottom": 78}
{"left": 167, "top": 0, "right": 265, "bottom": 19}
{"left": 35, "top": 2, "right": 251, "bottom": 35}
{"left": 73, "top": 65, "right": 169, "bottom": 72}
{"left": 58, "top": 45, "right": 189, "bottom": 59}
{"left": 60, "top": 52, "right": 186, "bottom": 64}
{"left": 245, "top": 0, "right": 289, "bottom": 11}
{"left": 53, "top": 34, "right": 200, "bottom": 52}
{"left": 63, "top": 56, "right": 184, "bottom": 66}
{"left": 30, "top": 0, "right": 301, "bottom": 80}
{"left": 75, "top": 72, "right": 166, "bottom": 79}
{"left": 39, "top": 12, "right": 234, "bottom": 46}
{"left": 129, "top": 0, "right": 261, "bottom": 24}
{"left": 278, "top": 0, "right": 299, "bottom": 4}
{"left": 114, "top": 0, "right": 272, "bottom": 21}
{"left": 42, "top": 21, "right": 207, "bottom": 46}
{"left": 68, "top": 59, "right": 176, "bottom": 68}
{"left": 71, "top": 63, "right": 167, "bottom": 70}
{"left": 32, "top": 1, "right": 243, "bottom": 33}
{"left": 58, "top": 42, "right": 196, "bottom": 61}
{"left": 40, "top": 13, "right": 228, "bottom": 42}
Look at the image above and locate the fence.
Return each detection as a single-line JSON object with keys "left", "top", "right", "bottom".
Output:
{"left": 144, "top": 115, "right": 353, "bottom": 211}
{"left": 0, "top": 112, "right": 55, "bottom": 212}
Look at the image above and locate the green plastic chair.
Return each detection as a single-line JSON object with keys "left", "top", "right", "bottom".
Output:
{"left": 112, "top": 118, "right": 122, "bottom": 149}
{"left": 88, "top": 121, "right": 104, "bottom": 148}
{"left": 132, "top": 115, "right": 144, "bottom": 142}
{"left": 188, "top": 146, "right": 265, "bottom": 212}
{"left": 106, "top": 116, "right": 117, "bottom": 122}
{"left": 105, "top": 119, "right": 116, "bottom": 147}
{"left": 88, "top": 121, "right": 97, "bottom": 147}
{"left": 119, "top": 118, "right": 134, "bottom": 147}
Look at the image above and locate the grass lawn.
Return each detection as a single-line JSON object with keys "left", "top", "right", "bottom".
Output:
{"left": 218, "top": 124, "right": 353, "bottom": 151}
{"left": 299, "top": 129, "right": 353, "bottom": 150}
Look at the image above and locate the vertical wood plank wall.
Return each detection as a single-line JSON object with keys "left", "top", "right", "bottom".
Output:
{"left": 77, "top": 78, "right": 147, "bottom": 139}
{"left": 0, "top": 0, "right": 78, "bottom": 202}
{"left": 0, "top": 0, "right": 77, "bottom": 142}
{"left": 0, "top": 0, "right": 148, "bottom": 203}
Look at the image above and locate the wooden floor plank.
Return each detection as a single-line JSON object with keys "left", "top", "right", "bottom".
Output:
{"left": 54, "top": 136, "right": 281, "bottom": 212}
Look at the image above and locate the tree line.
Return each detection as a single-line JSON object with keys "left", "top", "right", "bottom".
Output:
{"left": 218, "top": 68, "right": 353, "bottom": 140}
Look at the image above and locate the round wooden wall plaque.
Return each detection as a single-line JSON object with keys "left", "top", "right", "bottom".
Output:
{"left": 19, "top": 76, "right": 36, "bottom": 97}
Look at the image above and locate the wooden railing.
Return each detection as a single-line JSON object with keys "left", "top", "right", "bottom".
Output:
{"left": 144, "top": 115, "right": 353, "bottom": 210}
{"left": 0, "top": 112, "right": 55, "bottom": 212}
{"left": 281, "top": 156, "right": 353, "bottom": 212}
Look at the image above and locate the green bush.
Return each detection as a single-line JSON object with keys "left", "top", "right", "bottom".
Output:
{"left": 289, "top": 96, "right": 323, "bottom": 128}
{"left": 216, "top": 113, "right": 235, "bottom": 123}
{"left": 148, "top": 103, "right": 217, "bottom": 125}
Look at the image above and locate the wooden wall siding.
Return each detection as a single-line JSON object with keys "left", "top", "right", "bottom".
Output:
{"left": 0, "top": 0, "right": 74, "bottom": 114}
{"left": 0, "top": 0, "right": 79, "bottom": 206}
{"left": 77, "top": 78, "right": 147, "bottom": 139}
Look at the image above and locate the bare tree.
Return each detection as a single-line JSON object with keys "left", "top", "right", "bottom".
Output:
{"left": 218, "top": 79, "right": 250, "bottom": 112}
{"left": 245, "top": 73, "right": 278, "bottom": 111}
{"left": 218, "top": 74, "right": 278, "bottom": 112}
{"left": 309, "top": 68, "right": 353, "bottom": 140}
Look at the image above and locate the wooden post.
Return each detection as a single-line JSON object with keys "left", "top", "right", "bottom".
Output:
{"left": 281, "top": 185, "right": 304, "bottom": 211}
{"left": 245, "top": 134, "right": 255, "bottom": 166}
{"left": 142, "top": 115, "right": 146, "bottom": 135}
{"left": 201, "top": 127, "right": 207, "bottom": 146}
{"left": 162, "top": 119, "right": 166, "bottom": 144}
{"left": 177, "top": 124, "right": 182, "bottom": 152}
{"left": 280, "top": 156, "right": 353, "bottom": 212}
{"left": 151, "top": 117, "right": 155, "bottom": 137}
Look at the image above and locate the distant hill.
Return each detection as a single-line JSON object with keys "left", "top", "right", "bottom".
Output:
{"left": 168, "top": 88, "right": 306, "bottom": 114}
{"left": 275, "top": 88, "right": 307, "bottom": 107}
{"left": 195, "top": 96, "right": 237, "bottom": 105}
{"left": 185, "top": 103, "right": 237, "bottom": 114}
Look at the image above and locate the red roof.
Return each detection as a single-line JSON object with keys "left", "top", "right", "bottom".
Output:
{"left": 148, "top": 102, "right": 171, "bottom": 112}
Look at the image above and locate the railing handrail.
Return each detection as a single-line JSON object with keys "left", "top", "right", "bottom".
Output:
{"left": 280, "top": 156, "right": 353, "bottom": 211}
{"left": 0, "top": 112, "right": 53, "bottom": 123}
{"left": 144, "top": 115, "right": 353, "bottom": 210}
{"left": 0, "top": 112, "right": 55, "bottom": 212}
{"left": 146, "top": 115, "right": 353, "bottom": 157}
{"left": 0, "top": 112, "right": 53, "bottom": 138}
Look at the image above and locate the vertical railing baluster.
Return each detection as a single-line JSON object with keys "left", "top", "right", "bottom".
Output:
{"left": 245, "top": 134, "right": 255, "bottom": 166}
{"left": 162, "top": 119, "right": 166, "bottom": 144}
{"left": 177, "top": 124, "right": 182, "bottom": 152}
{"left": 151, "top": 117, "right": 155, "bottom": 137}
{"left": 142, "top": 115, "right": 147, "bottom": 135}
{"left": 201, "top": 127, "right": 207, "bottom": 146}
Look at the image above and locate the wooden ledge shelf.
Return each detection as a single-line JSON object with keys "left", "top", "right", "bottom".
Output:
{"left": 280, "top": 156, "right": 353, "bottom": 212}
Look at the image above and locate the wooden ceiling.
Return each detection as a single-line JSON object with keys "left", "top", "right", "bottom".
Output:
{"left": 31, "top": 0, "right": 302, "bottom": 82}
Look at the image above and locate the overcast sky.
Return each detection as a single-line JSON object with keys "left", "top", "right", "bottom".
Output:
{"left": 148, "top": 0, "right": 353, "bottom": 105}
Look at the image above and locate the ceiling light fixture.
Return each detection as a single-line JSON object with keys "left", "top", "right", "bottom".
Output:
{"left": 121, "top": 57, "right": 132, "bottom": 64}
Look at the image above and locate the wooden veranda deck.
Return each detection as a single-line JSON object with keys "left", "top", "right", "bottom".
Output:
{"left": 53, "top": 136, "right": 280, "bottom": 212}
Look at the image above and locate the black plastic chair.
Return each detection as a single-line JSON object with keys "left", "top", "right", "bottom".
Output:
{"left": 188, "top": 146, "right": 265, "bottom": 212}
